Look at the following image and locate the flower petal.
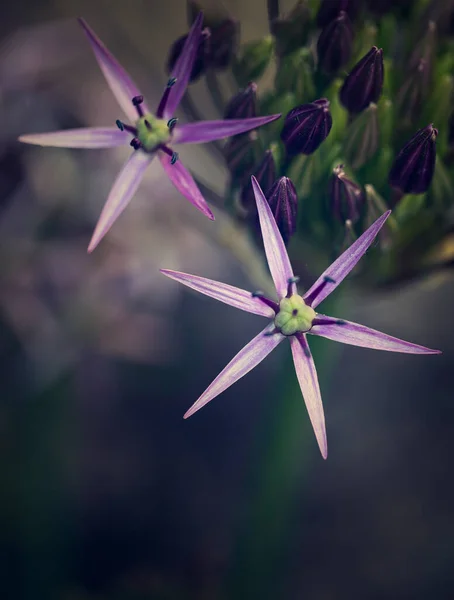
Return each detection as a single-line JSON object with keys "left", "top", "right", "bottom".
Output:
{"left": 78, "top": 18, "right": 148, "bottom": 122}
{"left": 160, "top": 269, "right": 275, "bottom": 318}
{"left": 18, "top": 127, "right": 130, "bottom": 149}
{"left": 173, "top": 115, "right": 281, "bottom": 145}
{"left": 163, "top": 13, "right": 204, "bottom": 119}
{"left": 184, "top": 325, "right": 284, "bottom": 419}
{"left": 310, "top": 315, "right": 441, "bottom": 354}
{"left": 159, "top": 152, "right": 214, "bottom": 220}
{"left": 252, "top": 176, "right": 294, "bottom": 299}
{"left": 88, "top": 150, "right": 152, "bottom": 253}
{"left": 290, "top": 334, "right": 327, "bottom": 459}
{"left": 303, "top": 211, "right": 391, "bottom": 308}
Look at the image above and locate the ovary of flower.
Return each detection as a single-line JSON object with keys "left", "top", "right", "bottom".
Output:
{"left": 161, "top": 176, "right": 441, "bottom": 460}
{"left": 18, "top": 14, "right": 280, "bottom": 252}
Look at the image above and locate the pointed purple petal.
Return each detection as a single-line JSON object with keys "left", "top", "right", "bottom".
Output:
{"left": 78, "top": 18, "right": 148, "bottom": 122}
{"left": 159, "top": 152, "right": 214, "bottom": 220}
{"left": 163, "top": 13, "right": 204, "bottom": 119}
{"left": 160, "top": 270, "right": 275, "bottom": 318}
{"left": 252, "top": 176, "right": 294, "bottom": 299}
{"left": 184, "top": 325, "right": 284, "bottom": 418}
{"left": 310, "top": 315, "right": 441, "bottom": 354}
{"left": 303, "top": 211, "right": 391, "bottom": 308}
{"left": 88, "top": 151, "right": 152, "bottom": 253}
{"left": 290, "top": 334, "right": 327, "bottom": 459}
{"left": 18, "top": 127, "right": 130, "bottom": 149}
{"left": 173, "top": 115, "right": 281, "bottom": 145}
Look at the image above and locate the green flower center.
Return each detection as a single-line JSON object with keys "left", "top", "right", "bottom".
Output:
{"left": 136, "top": 113, "right": 171, "bottom": 152}
{"left": 274, "top": 294, "right": 316, "bottom": 336}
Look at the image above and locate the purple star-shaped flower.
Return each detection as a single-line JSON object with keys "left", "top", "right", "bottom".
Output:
{"left": 18, "top": 15, "right": 280, "bottom": 252}
{"left": 161, "top": 177, "right": 440, "bottom": 459}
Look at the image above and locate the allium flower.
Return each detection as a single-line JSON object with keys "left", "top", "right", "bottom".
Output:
{"left": 18, "top": 15, "right": 280, "bottom": 252}
{"left": 161, "top": 177, "right": 440, "bottom": 459}
{"left": 339, "top": 46, "right": 384, "bottom": 114}
{"left": 280, "top": 99, "right": 332, "bottom": 156}
{"left": 388, "top": 124, "right": 438, "bottom": 195}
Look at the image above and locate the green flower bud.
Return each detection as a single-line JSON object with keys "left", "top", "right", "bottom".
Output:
{"left": 233, "top": 36, "right": 275, "bottom": 86}
{"left": 275, "top": 48, "right": 316, "bottom": 103}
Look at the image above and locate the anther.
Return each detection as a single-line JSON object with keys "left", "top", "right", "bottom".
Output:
{"left": 167, "top": 77, "right": 177, "bottom": 87}
{"left": 116, "top": 119, "right": 124, "bottom": 131}
{"left": 130, "top": 138, "right": 142, "bottom": 150}
{"left": 170, "top": 151, "right": 179, "bottom": 165}
{"left": 251, "top": 291, "right": 279, "bottom": 313}
{"left": 287, "top": 276, "right": 300, "bottom": 298}
{"left": 313, "top": 317, "right": 345, "bottom": 326}
{"left": 304, "top": 276, "right": 336, "bottom": 307}
{"left": 132, "top": 95, "right": 144, "bottom": 117}
{"left": 167, "top": 118, "right": 178, "bottom": 131}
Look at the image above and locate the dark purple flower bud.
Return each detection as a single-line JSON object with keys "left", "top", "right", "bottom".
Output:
{"left": 224, "top": 82, "right": 257, "bottom": 119}
{"left": 208, "top": 18, "right": 239, "bottom": 69}
{"left": 225, "top": 131, "right": 260, "bottom": 182}
{"left": 167, "top": 29, "right": 209, "bottom": 83}
{"left": 339, "top": 47, "right": 384, "bottom": 114}
{"left": 317, "top": 11, "right": 353, "bottom": 74}
{"left": 316, "top": 0, "right": 360, "bottom": 27}
{"left": 266, "top": 177, "right": 298, "bottom": 244}
{"left": 330, "top": 164, "right": 364, "bottom": 223}
{"left": 388, "top": 124, "right": 438, "bottom": 195}
{"left": 280, "top": 99, "right": 332, "bottom": 156}
{"left": 448, "top": 112, "right": 454, "bottom": 148}
{"left": 240, "top": 150, "right": 276, "bottom": 211}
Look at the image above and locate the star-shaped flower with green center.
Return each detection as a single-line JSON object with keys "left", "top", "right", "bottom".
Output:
{"left": 18, "top": 15, "right": 280, "bottom": 252}
{"left": 161, "top": 177, "right": 440, "bottom": 459}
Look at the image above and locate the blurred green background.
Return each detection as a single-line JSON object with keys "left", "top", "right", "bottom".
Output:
{"left": 1, "top": 1, "right": 453, "bottom": 599}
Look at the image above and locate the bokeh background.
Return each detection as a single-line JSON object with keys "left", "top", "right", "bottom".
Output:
{"left": 1, "top": 1, "right": 453, "bottom": 599}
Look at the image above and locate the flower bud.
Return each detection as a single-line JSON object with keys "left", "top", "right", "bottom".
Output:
{"left": 330, "top": 164, "right": 364, "bottom": 223}
{"left": 275, "top": 48, "right": 315, "bottom": 103}
{"left": 233, "top": 36, "right": 274, "bottom": 86}
{"left": 316, "top": 0, "right": 360, "bottom": 28}
{"left": 280, "top": 99, "right": 332, "bottom": 156}
{"left": 339, "top": 47, "right": 384, "bottom": 114}
{"left": 272, "top": 0, "right": 311, "bottom": 57}
{"left": 317, "top": 11, "right": 353, "bottom": 74}
{"left": 344, "top": 103, "right": 379, "bottom": 169}
{"left": 225, "top": 131, "right": 260, "bottom": 182}
{"left": 224, "top": 82, "right": 257, "bottom": 119}
{"left": 240, "top": 150, "right": 277, "bottom": 211}
{"left": 208, "top": 18, "right": 239, "bottom": 69}
{"left": 266, "top": 177, "right": 298, "bottom": 244}
{"left": 388, "top": 124, "right": 438, "bottom": 195}
{"left": 167, "top": 30, "right": 208, "bottom": 83}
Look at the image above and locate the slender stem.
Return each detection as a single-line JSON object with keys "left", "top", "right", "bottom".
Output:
{"left": 267, "top": 0, "right": 280, "bottom": 32}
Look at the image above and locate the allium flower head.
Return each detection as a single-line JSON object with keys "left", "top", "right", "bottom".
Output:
{"left": 388, "top": 124, "right": 438, "bottom": 195}
{"left": 161, "top": 178, "right": 439, "bottom": 459}
{"left": 316, "top": 0, "right": 360, "bottom": 28}
{"left": 280, "top": 99, "right": 332, "bottom": 156}
{"left": 18, "top": 16, "right": 280, "bottom": 252}
{"left": 340, "top": 46, "right": 384, "bottom": 114}
{"left": 317, "top": 11, "right": 353, "bottom": 74}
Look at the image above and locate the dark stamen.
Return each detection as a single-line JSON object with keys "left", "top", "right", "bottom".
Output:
{"left": 117, "top": 120, "right": 138, "bottom": 136}
{"left": 264, "top": 327, "right": 280, "bottom": 337}
{"left": 116, "top": 119, "right": 124, "bottom": 131}
{"left": 287, "top": 276, "right": 300, "bottom": 298}
{"left": 130, "top": 138, "right": 142, "bottom": 150}
{"left": 304, "top": 276, "right": 336, "bottom": 307}
{"left": 132, "top": 95, "right": 144, "bottom": 117}
{"left": 251, "top": 291, "right": 279, "bottom": 313}
{"left": 170, "top": 151, "right": 179, "bottom": 165}
{"left": 167, "top": 118, "right": 178, "bottom": 131}
{"left": 156, "top": 78, "right": 177, "bottom": 119}
{"left": 313, "top": 317, "right": 346, "bottom": 326}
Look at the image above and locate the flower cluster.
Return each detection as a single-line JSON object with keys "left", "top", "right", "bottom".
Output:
{"left": 18, "top": 2, "right": 443, "bottom": 458}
